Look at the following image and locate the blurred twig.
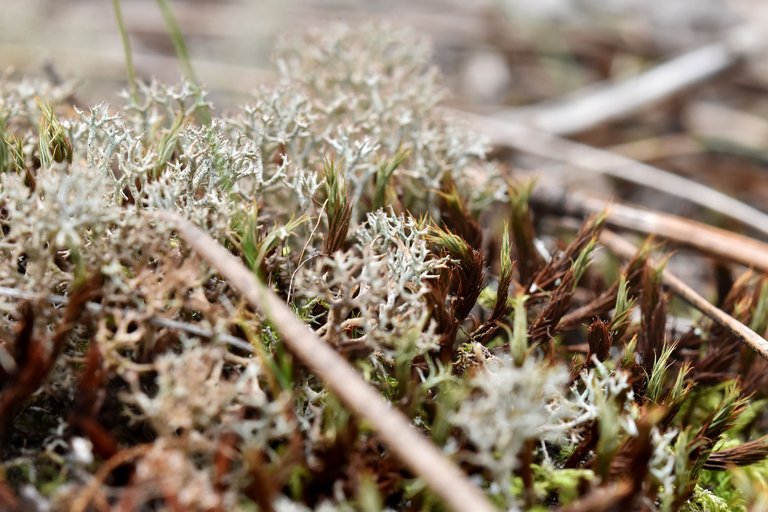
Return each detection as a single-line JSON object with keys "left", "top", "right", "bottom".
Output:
{"left": 531, "top": 185, "right": 768, "bottom": 273}
{"left": 557, "top": 479, "right": 633, "bottom": 512}
{"left": 496, "top": 24, "right": 764, "bottom": 135}
{"left": 71, "top": 444, "right": 153, "bottom": 512}
{"left": 456, "top": 109, "right": 768, "bottom": 238}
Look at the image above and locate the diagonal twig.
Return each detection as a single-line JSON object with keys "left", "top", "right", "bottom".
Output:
{"left": 530, "top": 185, "right": 768, "bottom": 274}
{"left": 154, "top": 210, "right": 497, "bottom": 512}
{"left": 599, "top": 230, "right": 768, "bottom": 362}
{"left": 454, "top": 109, "right": 768, "bottom": 238}
{"left": 494, "top": 24, "right": 763, "bottom": 135}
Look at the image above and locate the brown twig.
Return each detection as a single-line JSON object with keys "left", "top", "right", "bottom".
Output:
{"left": 0, "top": 476, "right": 19, "bottom": 512}
{"left": 599, "top": 230, "right": 768, "bottom": 362}
{"left": 453, "top": 109, "right": 768, "bottom": 238}
{"left": 531, "top": 185, "right": 768, "bottom": 274}
{"left": 154, "top": 210, "right": 497, "bottom": 512}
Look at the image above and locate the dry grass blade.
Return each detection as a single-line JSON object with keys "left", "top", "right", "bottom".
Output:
{"left": 607, "top": 133, "right": 701, "bottom": 162}
{"left": 531, "top": 185, "right": 768, "bottom": 274}
{"left": 599, "top": 230, "right": 768, "bottom": 362}
{"left": 455, "top": 110, "right": 768, "bottom": 237}
{"left": 154, "top": 210, "right": 497, "bottom": 512}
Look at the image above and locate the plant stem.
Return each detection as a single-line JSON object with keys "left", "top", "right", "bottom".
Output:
{"left": 155, "top": 0, "right": 212, "bottom": 123}
{"left": 111, "top": 0, "right": 139, "bottom": 105}
{"left": 156, "top": 0, "right": 198, "bottom": 84}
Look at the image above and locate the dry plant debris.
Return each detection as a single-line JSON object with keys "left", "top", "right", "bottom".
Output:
{"left": 1, "top": 21, "right": 768, "bottom": 512}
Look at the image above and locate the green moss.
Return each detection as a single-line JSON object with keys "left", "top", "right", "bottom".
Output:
{"left": 681, "top": 485, "right": 733, "bottom": 512}
{"left": 532, "top": 464, "right": 595, "bottom": 505}
{"left": 698, "top": 470, "right": 745, "bottom": 512}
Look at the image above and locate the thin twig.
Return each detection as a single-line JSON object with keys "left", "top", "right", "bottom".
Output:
{"left": 0, "top": 286, "right": 254, "bottom": 354}
{"left": 154, "top": 210, "right": 497, "bottom": 512}
{"left": 454, "top": 109, "right": 768, "bottom": 238}
{"left": 530, "top": 185, "right": 768, "bottom": 274}
{"left": 599, "top": 230, "right": 768, "bottom": 362}
{"left": 495, "top": 24, "right": 763, "bottom": 135}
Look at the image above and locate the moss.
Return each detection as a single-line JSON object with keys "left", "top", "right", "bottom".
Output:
{"left": 681, "top": 485, "right": 733, "bottom": 512}
{"left": 532, "top": 465, "right": 595, "bottom": 506}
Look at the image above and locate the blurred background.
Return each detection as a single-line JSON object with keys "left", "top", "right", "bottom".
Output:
{"left": 3, "top": 0, "right": 768, "bottom": 225}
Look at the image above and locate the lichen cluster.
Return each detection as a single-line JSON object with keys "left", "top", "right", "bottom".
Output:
{"left": 1, "top": 23, "right": 768, "bottom": 512}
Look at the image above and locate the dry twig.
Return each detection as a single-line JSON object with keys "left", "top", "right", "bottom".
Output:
{"left": 154, "top": 210, "right": 497, "bottom": 512}
{"left": 495, "top": 25, "right": 763, "bottom": 135}
{"left": 531, "top": 186, "right": 768, "bottom": 273}
{"left": 599, "top": 230, "right": 768, "bottom": 362}
{"left": 455, "top": 109, "right": 768, "bottom": 238}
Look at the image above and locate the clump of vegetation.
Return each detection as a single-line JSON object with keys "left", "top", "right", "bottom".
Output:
{"left": 1, "top": 19, "right": 768, "bottom": 512}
